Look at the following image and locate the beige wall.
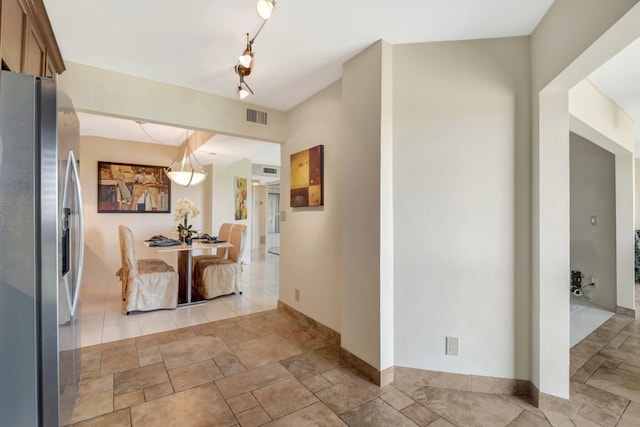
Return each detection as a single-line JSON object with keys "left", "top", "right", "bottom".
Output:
{"left": 211, "top": 159, "right": 253, "bottom": 264}
{"left": 59, "top": 62, "right": 287, "bottom": 143}
{"left": 280, "top": 81, "right": 345, "bottom": 334}
{"left": 80, "top": 136, "right": 209, "bottom": 285}
{"left": 393, "top": 37, "right": 531, "bottom": 380}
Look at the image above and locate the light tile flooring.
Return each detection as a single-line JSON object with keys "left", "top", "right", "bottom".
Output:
{"left": 570, "top": 295, "right": 615, "bottom": 347}
{"left": 80, "top": 250, "right": 280, "bottom": 347}
{"left": 68, "top": 283, "right": 640, "bottom": 426}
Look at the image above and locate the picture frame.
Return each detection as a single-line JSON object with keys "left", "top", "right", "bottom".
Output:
{"left": 234, "top": 177, "right": 248, "bottom": 220}
{"left": 97, "top": 161, "right": 171, "bottom": 213}
{"left": 290, "top": 144, "right": 324, "bottom": 207}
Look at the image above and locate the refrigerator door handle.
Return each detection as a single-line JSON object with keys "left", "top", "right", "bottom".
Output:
{"left": 62, "top": 150, "right": 84, "bottom": 316}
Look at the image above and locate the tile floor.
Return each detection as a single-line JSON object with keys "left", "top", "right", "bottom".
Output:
{"left": 67, "top": 284, "right": 640, "bottom": 426}
{"left": 570, "top": 295, "right": 615, "bottom": 347}
{"left": 79, "top": 250, "right": 280, "bottom": 347}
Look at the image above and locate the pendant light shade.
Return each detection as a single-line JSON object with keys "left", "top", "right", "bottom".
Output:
{"left": 256, "top": 0, "right": 276, "bottom": 19}
{"left": 165, "top": 140, "right": 207, "bottom": 187}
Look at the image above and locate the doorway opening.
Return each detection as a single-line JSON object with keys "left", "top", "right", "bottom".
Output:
{"left": 267, "top": 183, "right": 280, "bottom": 255}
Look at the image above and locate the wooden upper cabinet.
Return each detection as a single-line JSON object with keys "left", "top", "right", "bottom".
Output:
{"left": 0, "top": 0, "right": 64, "bottom": 76}
{"left": 24, "top": 17, "right": 46, "bottom": 75}
{"left": 1, "top": 0, "right": 28, "bottom": 72}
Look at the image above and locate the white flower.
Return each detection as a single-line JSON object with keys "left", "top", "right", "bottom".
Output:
{"left": 173, "top": 198, "right": 200, "bottom": 223}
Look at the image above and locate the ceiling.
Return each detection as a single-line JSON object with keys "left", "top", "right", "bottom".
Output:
{"left": 43, "top": 1, "right": 640, "bottom": 155}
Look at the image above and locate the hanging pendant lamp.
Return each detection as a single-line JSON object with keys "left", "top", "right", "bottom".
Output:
{"left": 164, "top": 135, "right": 207, "bottom": 187}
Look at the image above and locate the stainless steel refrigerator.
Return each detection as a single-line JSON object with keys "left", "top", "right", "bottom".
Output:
{"left": 0, "top": 70, "right": 84, "bottom": 426}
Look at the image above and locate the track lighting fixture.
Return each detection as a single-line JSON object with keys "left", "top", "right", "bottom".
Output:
{"left": 238, "top": 77, "right": 254, "bottom": 100}
{"left": 256, "top": 0, "right": 276, "bottom": 19}
{"left": 234, "top": 0, "right": 278, "bottom": 99}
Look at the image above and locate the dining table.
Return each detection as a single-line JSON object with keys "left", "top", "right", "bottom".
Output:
{"left": 144, "top": 237, "right": 233, "bottom": 306}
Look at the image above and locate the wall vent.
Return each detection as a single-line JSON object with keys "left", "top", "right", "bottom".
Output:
{"left": 246, "top": 108, "right": 268, "bottom": 125}
{"left": 252, "top": 164, "right": 280, "bottom": 177}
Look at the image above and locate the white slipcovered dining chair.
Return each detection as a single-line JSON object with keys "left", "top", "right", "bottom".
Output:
{"left": 193, "top": 224, "right": 246, "bottom": 300}
{"left": 192, "top": 222, "right": 233, "bottom": 265}
{"left": 118, "top": 225, "right": 179, "bottom": 314}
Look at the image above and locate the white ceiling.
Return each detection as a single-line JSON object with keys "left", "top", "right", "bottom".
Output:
{"left": 44, "top": 0, "right": 640, "bottom": 155}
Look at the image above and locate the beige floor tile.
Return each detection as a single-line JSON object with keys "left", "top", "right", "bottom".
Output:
{"left": 113, "top": 362, "right": 169, "bottom": 397}
{"left": 216, "top": 362, "right": 292, "bottom": 399}
{"left": 316, "top": 375, "right": 381, "bottom": 415}
{"left": 168, "top": 358, "right": 223, "bottom": 392}
{"left": 506, "top": 410, "right": 551, "bottom": 426}
{"left": 569, "top": 380, "right": 629, "bottom": 417}
{"left": 619, "top": 401, "right": 640, "bottom": 425}
{"left": 408, "top": 386, "right": 522, "bottom": 427}
{"left": 100, "top": 346, "right": 139, "bottom": 376}
{"left": 586, "top": 366, "right": 640, "bottom": 403}
{"left": 322, "top": 366, "right": 358, "bottom": 385}
{"left": 69, "top": 408, "right": 131, "bottom": 427}
{"left": 253, "top": 377, "right": 318, "bottom": 419}
{"left": 113, "top": 389, "right": 144, "bottom": 410}
{"left": 426, "top": 419, "right": 457, "bottom": 427}
{"left": 159, "top": 334, "right": 228, "bottom": 369}
{"left": 70, "top": 375, "right": 114, "bottom": 424}
{"left": 576, "top": 405, "right": 617, "bottom": 427}
{"left": 341, "top": 398, "right": 418, "bottom": 427}
{"left": 236, "top": 406, "right": 272, "bottom": 427}
{"left": 211, "top": 319, "right": 259, "bottom": 344}
{"left": 400, "top": 402, "right": 440, "bottom": 426}
{"left": 136, "top": 345, "right": 162, "bottom": 367}
{"left": 143, "top": 382, "right": 174, "bottom": 401}
{"left": 263, "top": 402, "right": 347, "bottom": 427}
{"left": 380, "top": 387, "right": 414, "bottom": 410}
{"left": 227, "top": 392, "right": 260, "bottom": 414}
{"left": 301, "top": 374, "right": 333, "bottom": 393}
{"left": 280, "top": 351, "right": 337, "bottom": 380}
{"left": 228, "top": 333, "right": 304, "bottom": 370}
{"left": 130, "top": 382, "right": 236, "bottom": 427}
{"left": 221, "top": 361, "right": 247, "bottom": 377}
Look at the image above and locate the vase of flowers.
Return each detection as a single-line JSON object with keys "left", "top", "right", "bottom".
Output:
{"left": 174, "top": 198, "right": 200, "bottom": 242}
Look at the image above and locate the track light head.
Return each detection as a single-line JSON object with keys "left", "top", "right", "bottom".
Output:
{"left": 256, "top": 0, "right": 276, "bottom": 19}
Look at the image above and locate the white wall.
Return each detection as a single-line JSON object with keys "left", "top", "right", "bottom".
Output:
{"left": 531, "top": 0, "right": 640, "bottom": 398}
{"left": 570, "top": 133, "right": 617, "bottom": 311}
{"left": 211, "top": 159, "right": 253, "bottom": 264}
{"left": 392, "top": 37, "right": 531, "bottom": 379}
{"left": 80, "top": 136, "right": 209, "bottom": 286}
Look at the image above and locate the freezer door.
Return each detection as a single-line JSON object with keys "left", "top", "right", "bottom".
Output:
{"left": 0, "top": 69, "right": 42, "bottom": 427}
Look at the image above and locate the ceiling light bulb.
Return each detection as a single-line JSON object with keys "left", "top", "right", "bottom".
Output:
{"left": 239, "top": 52, "right": 253, "bottom": 68}
{"left": 238, "top": 86, "right": 251, "bottom": 99}
{"left": 256, "top": 0, "right": 275, "bottom": 19}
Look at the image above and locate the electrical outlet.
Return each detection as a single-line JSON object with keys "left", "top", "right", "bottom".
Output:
{"left": 446, "top": 336, "right": 459, "bottom": 356}
{"left": 295, "top": 288, "right": 300, "bottom": 302}
{"left": 591, "top": 276, "right": 597, "bottom": 287}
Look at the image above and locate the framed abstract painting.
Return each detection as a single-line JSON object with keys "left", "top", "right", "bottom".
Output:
{"left": 290, "top": 145, "right": 324, "bottom": 207}
{"left": 97, "top": 161, "right": 171, "bottom": 213}
{"left": 235, "top": 177, "right": 248, "bottom": 220}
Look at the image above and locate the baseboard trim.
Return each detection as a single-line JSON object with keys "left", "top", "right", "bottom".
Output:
{"left": 276, "top": 301, "right": 569, "bottom": 408}
{"left": 277, "top": 300, "right": 340, "bottom": 345}
{"left": 394, "top": 366, "right": 529, "bottom": 396}
{"left": 616, "top": 305, "right": 636, "bottom": 318}
{"left": 529, "top": 383, "right": 573, "bottom": 416}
